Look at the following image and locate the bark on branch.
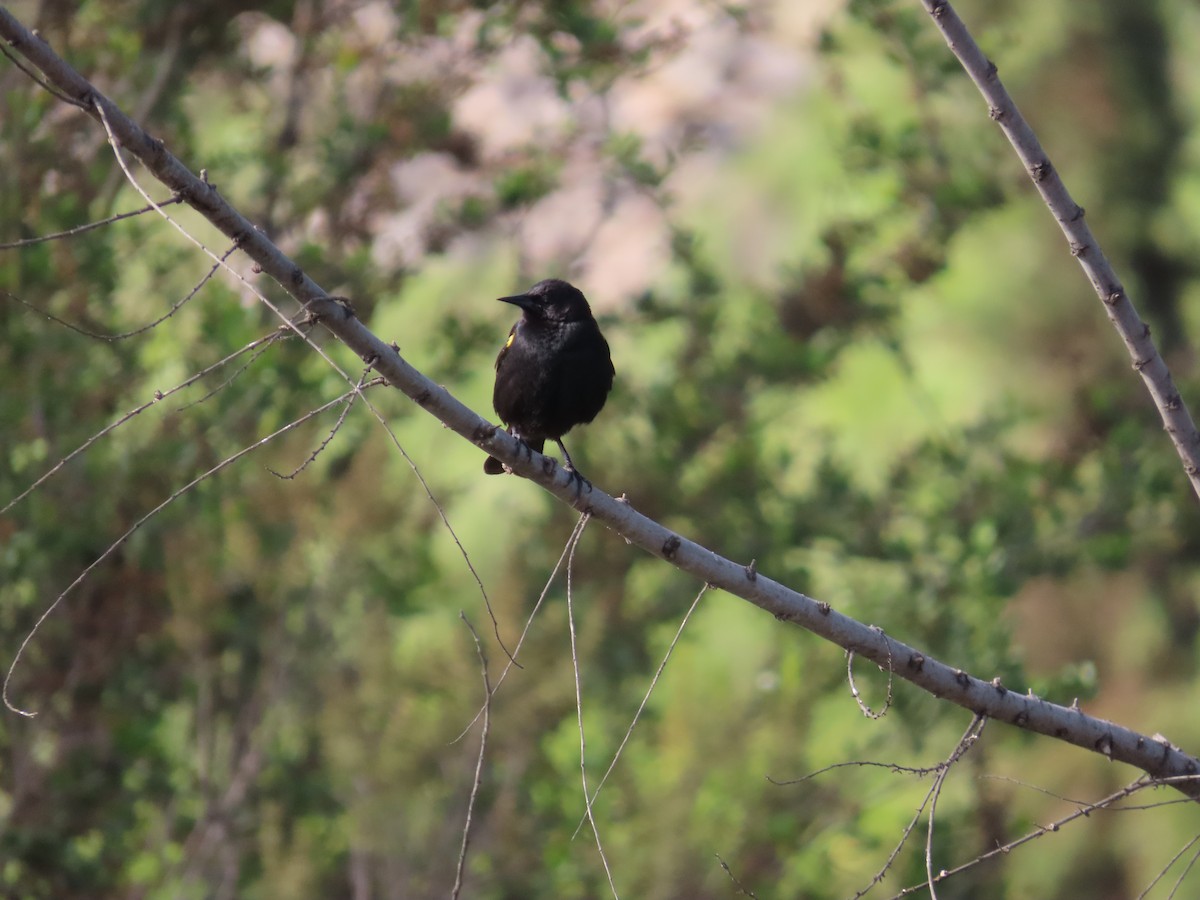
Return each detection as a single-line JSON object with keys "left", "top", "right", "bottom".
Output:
{"left": 918, "top": 0, "right": 1200, "bottom": 502}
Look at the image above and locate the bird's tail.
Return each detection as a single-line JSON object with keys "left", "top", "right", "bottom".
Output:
{"left": 483, "top": 436, "right": 544, "bottom": 474}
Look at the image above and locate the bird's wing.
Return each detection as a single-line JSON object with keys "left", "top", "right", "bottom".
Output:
{"left": 494, "top": 322, "right": 519, "bottom": 371}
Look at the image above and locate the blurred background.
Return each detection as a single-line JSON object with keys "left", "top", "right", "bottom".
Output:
{"left": 3, "top": 0, "right": 1200, "bottom": 897}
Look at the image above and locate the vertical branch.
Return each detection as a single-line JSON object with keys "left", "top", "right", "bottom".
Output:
{"left": 917, "top": 0, "right": 1200, "bottom": 502}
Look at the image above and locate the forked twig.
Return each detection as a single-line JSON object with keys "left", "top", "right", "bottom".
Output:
{"left": 851, "top": 716, "right": 986, "bottom": 899}
{"left": 887, "top": 775, "right": 1200, "bottom": 899}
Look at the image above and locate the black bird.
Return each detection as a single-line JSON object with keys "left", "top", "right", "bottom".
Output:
{"left": 484, "top": 279, "right": 614, "bottom": 478}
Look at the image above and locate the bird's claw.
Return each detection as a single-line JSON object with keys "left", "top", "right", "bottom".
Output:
{"left": 512, "top": 436, "right": 535, "bottom": 465}
{"left": 564, "top": 465, "right": 591, "bottom": 499}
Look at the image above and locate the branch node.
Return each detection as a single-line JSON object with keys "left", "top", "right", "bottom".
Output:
{"left": 1071, "top": 204, "right": 1086, "bottom": 222}
{"left": 329, "top": 295, "right": 356, "bottom": 319}
{"left": 954, "top": 669, "right": 970, "bottom": 687}
{"left": 744, "top": 558, "right": 757, "bottom": 582}
{"left": 1103, "top": 290, "right": 1122, "bottom": 306}
{"left": 147, "top": 133, "right": 167, "bottom": 163}
{"left": 817, "top": 601, "right": 831, "bottom": 615}
{"left": 1031, "top": 161, "right": 1052, "bottom": 182}
{"left": 661, "top": 535, "right": 681, "bottom": 560}
{"left": 1070, "top": 241, "right": 1087, "bottom": 258}
{"left": 991, "top": 676, "right": 1006, "bottom": 695}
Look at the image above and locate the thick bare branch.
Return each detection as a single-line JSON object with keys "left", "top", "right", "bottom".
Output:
{"left": 917, "top": 0, "right": 1200, "bottom": 502}
{"left": 3, "top": 7, "right": 1200, "bottom": 795}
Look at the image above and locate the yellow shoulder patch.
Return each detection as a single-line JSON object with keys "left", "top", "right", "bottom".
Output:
{"left": 505, "top": 331, "right": 516, "bottom": 349}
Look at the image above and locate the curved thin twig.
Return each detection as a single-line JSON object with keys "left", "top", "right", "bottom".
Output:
{"left": 564, "top": 515, "right": 619, "bottom": 898}
{"left": 453, "top": 613, "right": 492, "bottom": 900}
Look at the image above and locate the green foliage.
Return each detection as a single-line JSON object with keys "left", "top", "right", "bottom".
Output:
{"left": 5, "top": 0, "right": 1200, "bottom": 898}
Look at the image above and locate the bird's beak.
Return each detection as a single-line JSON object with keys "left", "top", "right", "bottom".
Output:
{"left": 497, "top": 293, "right": 535, "bottom": 310}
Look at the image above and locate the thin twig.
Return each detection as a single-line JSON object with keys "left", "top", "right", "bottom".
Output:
{"left": 175, "top": 329, "right": 292, "bottom": 412}
{"left": 852, "top": 716, "right": 986, "bottom": 899}
{"left": 1167, "top": 841, "right": 1200, "bottom": 900}
{"left": 451, "top": 513, "right": 591, "bottom": 744}
{"left": 91, "top": 99, "right": 358, "bottom": 389}
{"left": 269, "top": 369, "right": 380, "bottom": 479}
{"left": 885, "top": 776, "right": 1200, "bottom": 899}
{"left": 362, "top": 392, "right": 518, "bottom": 667}
{"left": 565, "top": 514, "right": 619, "bottom": 898}
{"left": 1, "top": 328, "right": 288, "bottom": 516}
{"left": 932, "top": 721, "right": 987, "bottom": 897}
{"left": 0, "top": 196, "right": 183, "bottom": 248}
{"left": 94, "top": 82, "right": 518, "bottom": 669}
{"left": 847, "top": 629, "right": 894, "bottom": 719}
{"left": 2, "top": 243, "right": 236, "bottom": 341}
{"left": 715, "top": 853, "right": 759, "bottom": 899}
{"left": 2, "top": 388, "right": 362, "bottom": 716}
{"left": 452, "top": 613, "right": 491, "bottom": 900}
{"left": 572, "top": 582, "right": 709, "bottom": 839}
{"left": 769, "top": 758, "right": 949, "bottom": 786}
{"left": 119, "top": 242, "right": 236, "bottom": 339}
{"left": 1139, "top": 831, "right": 1200, "bottom": 900}
{"left": 0, "top": 37, "right": 83, "bottom": 107}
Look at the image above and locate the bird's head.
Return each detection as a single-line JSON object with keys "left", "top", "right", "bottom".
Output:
{"left": 498, "top": 279, "right": 593, "bottom": 324}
